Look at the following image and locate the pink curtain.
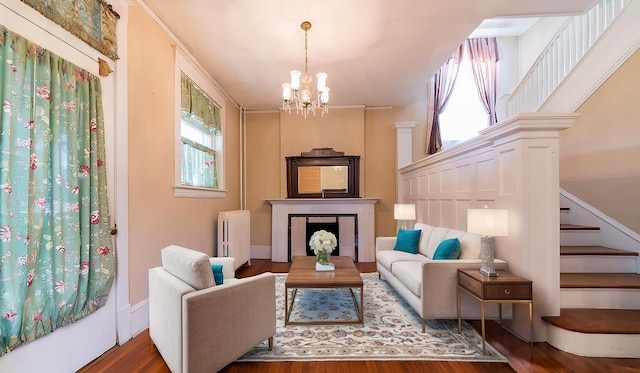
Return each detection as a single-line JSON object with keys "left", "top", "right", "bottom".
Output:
{"left": 466, "top": 38, "right": 500, "bottom": 126}
{"left": 427, "top": 45, "right": 463, "bottom": 154}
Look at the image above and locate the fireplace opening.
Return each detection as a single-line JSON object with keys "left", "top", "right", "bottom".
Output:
{"left": 288, "top": 214, "right": 358, "bottom": 262}
{"left": 306, "top": 220, "right": 340, "bottom": 256}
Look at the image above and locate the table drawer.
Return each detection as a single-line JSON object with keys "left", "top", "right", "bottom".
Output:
{"left": 458, "top": 271, "right": 482, "bottom": 297}
{"left": 484, "top": 284, "right": 531, "bottom": 300}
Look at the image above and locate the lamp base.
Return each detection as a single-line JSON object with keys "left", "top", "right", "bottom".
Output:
{"left": 480, "top": 268, "right": 499, "bottom": 277}
{"left": 479, "top": 236, "right": 499, "bottom": 277}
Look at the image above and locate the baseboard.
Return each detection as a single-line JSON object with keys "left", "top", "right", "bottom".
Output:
{"left": 251, "top": 245, "right": 271, "bottom": 259}
{"left": 117, "top": 303, "right": 132, "bottom": 344}
{"left": 131, "top": 298, "right": 149, "bottom": 337}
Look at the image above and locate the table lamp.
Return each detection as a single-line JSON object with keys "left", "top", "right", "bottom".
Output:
{"left": 394, "top": 203, "right": 416, "bottom": 230}
{"left": 467, "top": 207, "right": 508, "bottom": 277}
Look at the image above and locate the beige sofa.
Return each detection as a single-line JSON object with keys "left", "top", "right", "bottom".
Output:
{"left": 149, "top": 245, "right": 276, "bottom": 373}
{"left": 376, "top": 223, "right": 507, "bottom": 332}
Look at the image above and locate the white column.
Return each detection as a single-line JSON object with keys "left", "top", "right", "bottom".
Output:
{"left": 395, "top": 121, "right": 416, "bottom": 169}
{"left": 395, "top": 122, "right": 416, "bottom": 203}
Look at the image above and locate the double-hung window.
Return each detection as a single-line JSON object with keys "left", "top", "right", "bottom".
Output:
{"left": 174, "top": 49, "right": 225, "bottom": 198}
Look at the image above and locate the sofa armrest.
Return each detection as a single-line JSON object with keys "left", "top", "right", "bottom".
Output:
{"left": 376, "top": 237, "right": 397, "bottom": 253}
{"left": 420, "top": 259, "right": 507, "bottom": 319}
{"left": 182, "top": 272, "right": 276, "bottom": 373}
{"left": 210, "top": 257, "right": 236, "bottom": 279}
{"left": 148, "top": 267, "right": 196, "bottom": 373}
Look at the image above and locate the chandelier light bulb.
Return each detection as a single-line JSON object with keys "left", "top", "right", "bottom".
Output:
{"left": 320, "top": 87, "right": 330, "bottom": 104}
{"left": 290, "top": 70, "right": 301, "bottom": 90}
{"left": 282, "top": 83, "right": 291, "bottom": 101}
{"left": 316, "top": 72, "right": 327, "bottom": 91}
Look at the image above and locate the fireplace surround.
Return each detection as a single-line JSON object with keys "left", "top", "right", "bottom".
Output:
{"left": 267, "top": 198, "right": 379, "bottom": 262}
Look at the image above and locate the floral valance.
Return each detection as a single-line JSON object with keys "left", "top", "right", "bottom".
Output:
{"left": 180, "top": 73, "right": 221, "bottom": 134}
{"left": 20, "top": 0, "right": 119, "bottom": 60}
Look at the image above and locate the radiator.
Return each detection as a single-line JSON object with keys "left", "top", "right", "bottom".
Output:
{"left": 217, "top": 210, "right": 250, "bottom": 270}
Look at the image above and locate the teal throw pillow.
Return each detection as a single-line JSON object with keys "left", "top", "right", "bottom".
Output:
{"left": 393, "top": 228, "right": 421, "bottom": 254}
{"left": 433, "top": 238, "right": 461, "bottom": 260}
{"left": 211, "top": 264, "right": 224, "bottom": 285}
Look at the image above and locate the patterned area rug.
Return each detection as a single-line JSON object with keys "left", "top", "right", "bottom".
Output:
{"left": 237, "top": 273, "right": 507, "bottom": 362}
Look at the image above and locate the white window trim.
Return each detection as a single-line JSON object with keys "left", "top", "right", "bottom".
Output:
{"left": 174, "top": 47, "right": 226, "bottom": 198}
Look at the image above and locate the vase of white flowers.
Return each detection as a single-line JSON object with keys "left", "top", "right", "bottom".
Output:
{"left": 309, "top": 229, "right": 337, "bottom": 267}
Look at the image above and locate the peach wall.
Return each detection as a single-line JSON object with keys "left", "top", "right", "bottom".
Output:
{"left": 246, "top": 112, "right": 281, "bottom": 247}
{"left": 560, "top": 49, "right": 640, "bottom": 233}
{"left": 127, "top": 5, "right": 241, "bottom": 304}
{"left": 245, "top": 107, "right": 398, "bottom": 254}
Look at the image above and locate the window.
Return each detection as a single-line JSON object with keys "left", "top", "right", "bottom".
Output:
{"left": 174, "top": 49, "right": 225, "bottom": 198}
{"left": 439, "top": 59, "right": 487, "bottom": 149}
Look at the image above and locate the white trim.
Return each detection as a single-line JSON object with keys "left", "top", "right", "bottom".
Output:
{"left": 560, "top": 188, "right": 640, "bottom": 244}
{"left": 174, "top": 48, "right": 227, "bottom": 198}
{"left": 130, "top": 298, "right": 150, "bottom": 338}
{"left": 173, "top": 185, "right": 227, "bottom": 199}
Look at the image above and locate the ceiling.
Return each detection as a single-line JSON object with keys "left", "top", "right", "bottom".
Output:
{"left": 140, "top": 0, "right": 595, "bottom": 111}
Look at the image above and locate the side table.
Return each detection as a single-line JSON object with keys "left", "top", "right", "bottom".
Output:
{"left": 457, "top": 268, "right": 533, "bottom": 354}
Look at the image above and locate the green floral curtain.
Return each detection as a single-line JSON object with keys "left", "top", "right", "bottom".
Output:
{"left": 180, "top": 73, "right": 221, "bottom": 134}
{"left": 181, "top": 138, "right": 217, "bottom": 189}
{"left": 0, "top": 25, "right": 115, "bottom": 355}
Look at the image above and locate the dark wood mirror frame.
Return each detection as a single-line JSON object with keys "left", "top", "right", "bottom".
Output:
{"left": 286, "top": 148, "right": 360, "bottom": 198}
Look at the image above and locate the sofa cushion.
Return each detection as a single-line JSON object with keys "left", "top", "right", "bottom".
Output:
{"left": 161, "top": 245, "right": 214, "bottom": 290}
{"left": 414, "top": 223, "right": 435, "bottom": 257}
{"left": 393, "top": 228, "right": 422, "bottom": 254}
{"left": 433, "top": 238, "right": 461, "bottom": 259}
{"left": 446, "top": 230, "right": 482, "bottom": 259}
{"left": 391, "top": 261, "right": 423, "bottom": 297}
{"left": 425, "top": 227, "right": 449, "bottom": 259}
{"left": 377, "top": 249, "right": 429, "bottom": 272}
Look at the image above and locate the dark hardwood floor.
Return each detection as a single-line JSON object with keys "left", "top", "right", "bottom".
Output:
{"left": 79, "top": 259, "right": 640, "bottom": 373}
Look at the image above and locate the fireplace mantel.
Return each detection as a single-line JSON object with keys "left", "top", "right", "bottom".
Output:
{"left": 267, "top": 198, "right": 380, "bottom": 262}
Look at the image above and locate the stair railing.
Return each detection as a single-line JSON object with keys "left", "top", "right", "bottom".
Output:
{"left": 506, "top": 0, "right": 633, "bottom": 116}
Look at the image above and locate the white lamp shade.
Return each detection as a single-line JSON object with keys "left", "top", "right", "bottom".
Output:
{"left": 290, "top": 70, "right": 301, "bottom": 90}
{"left": 316, "top": 72, "right": 327, "bottom": 91}
{"left": 320, "top": 87, "right": 330, "bottom": 104}
{"left": 282, "top": 83, "right": 291, "bottom": 100}
{"left": 394, "top": 204, "right": 416, "bottom": 220}
{"left": 467, "top": 208, "right": 508, "bottom": 237}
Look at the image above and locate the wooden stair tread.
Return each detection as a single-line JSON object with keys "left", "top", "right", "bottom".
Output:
{"left": 560, "top": 224, "right": 600, "bottom": 231}
{"left": 560, "top": 245, "right": 638, "bottom": 256}
{"left": 542, "top": 308, "right": 640, "bottom": 334}
{"left": 561, "top": 273, "right": 640, "bottom": 289}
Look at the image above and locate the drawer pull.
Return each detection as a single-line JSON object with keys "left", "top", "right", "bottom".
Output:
{"left": 504, "top": 289, "right": 511, "bottom": 295}
{"left": 466, "top": 281, "right": 471, "bottom": 285}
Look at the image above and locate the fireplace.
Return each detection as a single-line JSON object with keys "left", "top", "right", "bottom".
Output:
{"left": 289, "top": 214, "right": 357, "bottom": 261}
{"left": 267, "top": 198, "right": 379, "bottom": 262}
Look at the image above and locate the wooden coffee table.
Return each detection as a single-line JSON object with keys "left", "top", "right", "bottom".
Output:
{"left": 285, "top": 256, "right": 364, "bottom": 325}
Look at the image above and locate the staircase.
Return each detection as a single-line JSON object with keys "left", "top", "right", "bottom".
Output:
{"left": 541, "top": 203, "right": 640, "bottom": 357}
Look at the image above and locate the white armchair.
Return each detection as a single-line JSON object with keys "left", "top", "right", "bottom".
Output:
{"left": 149, "top": 245, "right": 275, "bottom": 373}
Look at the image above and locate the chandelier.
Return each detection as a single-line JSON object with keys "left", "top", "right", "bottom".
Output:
{"left": 281, "top": 21, "right": 330, "bottom": 118}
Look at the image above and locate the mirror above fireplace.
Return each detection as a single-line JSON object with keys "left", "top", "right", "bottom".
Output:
{"left": 286, "top": 148, "right": 360, "bottom": 198}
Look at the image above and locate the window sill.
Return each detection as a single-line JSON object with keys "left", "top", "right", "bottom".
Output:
{"left": 173, "top": 185, "right": 227, "bottom": 199}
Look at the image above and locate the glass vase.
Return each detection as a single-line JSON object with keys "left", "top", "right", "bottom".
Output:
{"left": 316, "top": 250, "right": 331, "bottom": 265}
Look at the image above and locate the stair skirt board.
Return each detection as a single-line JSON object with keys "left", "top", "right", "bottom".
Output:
{"left": 560, "top": 256, "right": 638, "bottom": 273}
{"left": 560, "top": 231, "right": 600, "bottom": 246}
{"left": 546, "top": 324, "right": 640, "bottom": 358}
{"left": 560, "top": 289, "right": 640, "bottom": 309}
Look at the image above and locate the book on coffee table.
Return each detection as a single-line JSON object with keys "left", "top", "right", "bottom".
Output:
{"left": 316, "top": 262, "right": 335, "bottom": 271}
